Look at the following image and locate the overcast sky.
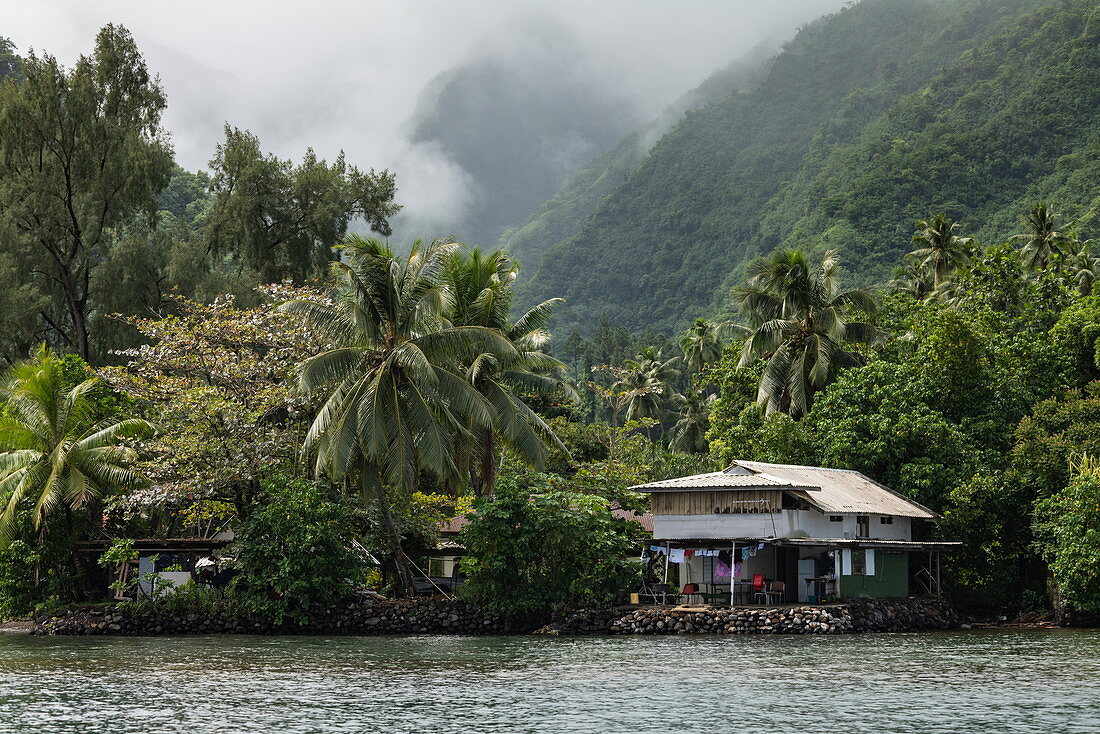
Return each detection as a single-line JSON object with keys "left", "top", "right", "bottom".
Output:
{"left": 1, "top": 1, "right": 845, "bottom": 229}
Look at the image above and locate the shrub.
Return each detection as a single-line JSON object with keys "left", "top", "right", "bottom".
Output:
{"left": 458, "top": 475, "right": 638, "bottom": 620}
{"left": 232, "top": 477, "right": 365, "bottom": 624}
{"left": 1033, "top": 458, "right": 1100, "bottom": 613}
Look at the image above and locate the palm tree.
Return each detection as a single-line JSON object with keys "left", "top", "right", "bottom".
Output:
{"left": 733, "top": 248, "right": 878, "bottom": 419}
{"left": 610, "top": 365, "right": 666, "bottom": 426}
{"left": 634, "top": 347, "right": 680, "bottom": 386}
{"left": 1012, "top": 201, "right": 1077, "bottom": 272}
{"left": 0, "top": 346, "right": 153, "bottom": 546}
{"left": 668, "top": 389, "right": 715, "bottom": 454}
{"left": 1065, "top": 242, "right": 1100, "bottom": 296}
{"left": 440, "top": 248, "right": 575, "bottom": 496}
{"left": 907, "top": 214, "right": 974, "bottom": 289}
{"left": 678, "top": 318, "right": 744, "bottom": 374}
{"left": 283, "top": 236, "right": 515, "bottom": 595}
{"left": 610, "top": 347, "right": 679, "bottom": 435}
{"left": 887, "top": 261, "right": 934, "bottom": 301}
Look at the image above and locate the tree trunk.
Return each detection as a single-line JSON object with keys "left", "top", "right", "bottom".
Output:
{"left": 56, "top": 260, "right": 91, "bottom": 361}
{"left": 364, "top": 468, "right": 415, "bottom": 597}
{"left": 477, "top": 430, "right": 497, "bottom": 498}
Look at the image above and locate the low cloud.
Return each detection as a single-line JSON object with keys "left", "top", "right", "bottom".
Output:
{"left": 1, "top": 0, "right": 846, "bottom": 239}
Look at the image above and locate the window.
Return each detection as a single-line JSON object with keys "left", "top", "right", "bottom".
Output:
{"left": 851, "top": 549, "right": 867, "bottom": 575}
{"left": 880, "top": 516, "right": 894, "bottom": 525}
{"left": 427, "top": 557, "right": 449, "bottom": 578}
{"left": 829, "top": 515, "right": 843, "bottom": 523}
{"left": 856, "top": 515, "right": 870, "bottom": 538}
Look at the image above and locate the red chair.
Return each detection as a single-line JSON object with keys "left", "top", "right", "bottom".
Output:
{"left": 681, "top": 583, "right": 700, "bottom": 603}
{"left": 752, "top": 574, "right": 766, "bottom": 604}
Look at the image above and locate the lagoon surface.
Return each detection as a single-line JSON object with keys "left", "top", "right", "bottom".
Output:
{"left": 1, "top": 629, "right": 1098, "bottom": 733}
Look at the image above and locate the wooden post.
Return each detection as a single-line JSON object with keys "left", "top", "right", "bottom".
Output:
{"left": 834, "top": 549, "right": 841, "bottom": 600}
{"left": 935, "top": 552, "right": 942, "bottom": 597}
{"left": 730, "top": 541, "right": 736, "bottom": 606}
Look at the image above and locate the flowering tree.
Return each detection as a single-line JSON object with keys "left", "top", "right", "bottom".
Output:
{"left": 100, "top": 287, "right": 322, "bottom": 517}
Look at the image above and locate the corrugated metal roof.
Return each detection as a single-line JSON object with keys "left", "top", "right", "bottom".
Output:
{"left": 633, "top": 460, "right": 938, "bottom": 519}
{"left": 630, "top": 470, "right": 792, "bottom": 490}
{"left": 739, "top": 461, "right": 937, "bottom": 518}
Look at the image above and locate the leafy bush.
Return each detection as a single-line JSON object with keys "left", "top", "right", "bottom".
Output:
{"left": 232, "top": 477, "right": 365, "bottom": 624}
{"left": 1033, "top": 458, "right": 1100, "bottom": 612}
{"left": 0, "top": 540, "right": 40, "bottom": 618}
{"left": 458, "top": 475, "right": 639, "bottom": 620}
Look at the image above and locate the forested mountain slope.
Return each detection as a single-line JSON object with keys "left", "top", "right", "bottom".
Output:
{"left": 511, "top": 0, "right": 1069, "bottom": 336}
{"left": 498, "top": 47, "right": 771, "bottom": 266}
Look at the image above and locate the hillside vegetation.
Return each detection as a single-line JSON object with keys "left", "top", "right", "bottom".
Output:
{"left": 508, "top": 0, "right": 1092, "bottom": 336}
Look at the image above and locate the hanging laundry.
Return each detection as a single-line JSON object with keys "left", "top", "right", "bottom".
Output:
{"left": 757, "top": 542, "right": 766, "bottom": 551}
{"left": 650, "top": 545, "right": 667, "bottom": 555}
{"left": 669, "top": 548, "right": 686, "bottom": 563}
{"left": 684, "top": 550, "right": 696, "bottom": 560}
{"left": 733, "top": 562, "right": 743, "bottom": 578}
{"left": 714, "top": 561, "right": 731, "bottom": 579}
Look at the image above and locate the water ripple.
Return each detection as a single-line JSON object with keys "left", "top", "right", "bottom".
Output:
{"left": 1, "top": 629, "right": 1097, "bottom": 733}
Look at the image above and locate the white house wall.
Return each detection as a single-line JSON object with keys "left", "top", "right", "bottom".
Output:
{"left": 652, "top": 510, "right": 912, "bottom": 541}
{"left": 653, "top": 513, "right": 782, "bottom": 540}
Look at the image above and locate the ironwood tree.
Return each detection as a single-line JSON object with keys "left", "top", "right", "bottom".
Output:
{"left": 0, "top": 25, "right": 174, "bottom": 361}
{"left": 205, "top": 125, "right": 400, "bottom": 283}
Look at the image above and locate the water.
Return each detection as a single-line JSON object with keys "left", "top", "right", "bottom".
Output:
{"left": 1, "top": 629, "right": 1098, "bottom": 733}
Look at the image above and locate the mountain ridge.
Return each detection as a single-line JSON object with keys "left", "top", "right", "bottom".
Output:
{"left": 505, "top": 0, "right": 1069, "bottom": 337}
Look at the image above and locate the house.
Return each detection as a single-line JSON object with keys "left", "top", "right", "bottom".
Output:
{"left": 631, "top": 461, "right": 960, "bottom": 603}
{"left": 79, "top": 534, "right": 235, "bottom": 599}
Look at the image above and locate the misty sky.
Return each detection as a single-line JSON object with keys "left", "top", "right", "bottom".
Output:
{"left": 2, "top": 0, "right": 845, "bottom": 235}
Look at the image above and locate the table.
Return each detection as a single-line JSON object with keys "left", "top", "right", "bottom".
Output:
{"left": 803, "top": 576, "right": 835, "bottom": 602}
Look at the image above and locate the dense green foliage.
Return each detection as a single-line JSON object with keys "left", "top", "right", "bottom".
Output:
{"left": 1033, "top": 459, "right": 1100, "bottom": 613}
{"left": 232, "top": 477, "right": 365, "bottom": 624}
{"left": 284, "top": 237, "right": 530, "bottom": 594}
{"left": 458, "top": 475, "right": 638, "bottom": 619}
{"left": 507, "top": 0, "right": 1100, "bottom": 335}
{"left": 0, "top": 30, "right": 398, "bottom": 366}
{"left": 703, "top": 219, "right": 1100, "bottom": 614}
{"left": 0, "top": 25, "right": 174, "bottom": 360}
{"left": 205, "top": 126, "right": 398, "bottom": 282}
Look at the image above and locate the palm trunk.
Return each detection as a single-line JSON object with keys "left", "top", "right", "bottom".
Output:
{"left": 478, "top": 430, "right": 497, "bottom": 498}
{"left": 363, "top": 466, "right": 415, "bottom": 597}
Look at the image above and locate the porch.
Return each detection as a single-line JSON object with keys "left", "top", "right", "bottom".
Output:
{"left": 637, "top": 538, "right": 960, "bottom": 606}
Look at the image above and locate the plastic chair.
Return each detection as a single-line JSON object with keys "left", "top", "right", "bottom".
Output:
{"left": 680, "top": 583, "right": 700, "bottom": 604}
{"left": 752, "top": 574, "right": 770, "bottom": 604}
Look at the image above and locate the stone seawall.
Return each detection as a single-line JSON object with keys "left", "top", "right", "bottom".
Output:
{"left": 541, "top": 598, "right": 958, "bottom": 636}
{"left": 32, "top": 597, "right": 957, "bottom": 637}
{"left": 32, "top": 598, "right": 515, "bottom": 636}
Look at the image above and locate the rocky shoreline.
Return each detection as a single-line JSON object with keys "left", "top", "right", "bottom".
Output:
{"left": 539, "top": 598, "right": 957, "bottom": 635}
{"left": 30, "top": 597, "right": 958, "bottom": 637}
